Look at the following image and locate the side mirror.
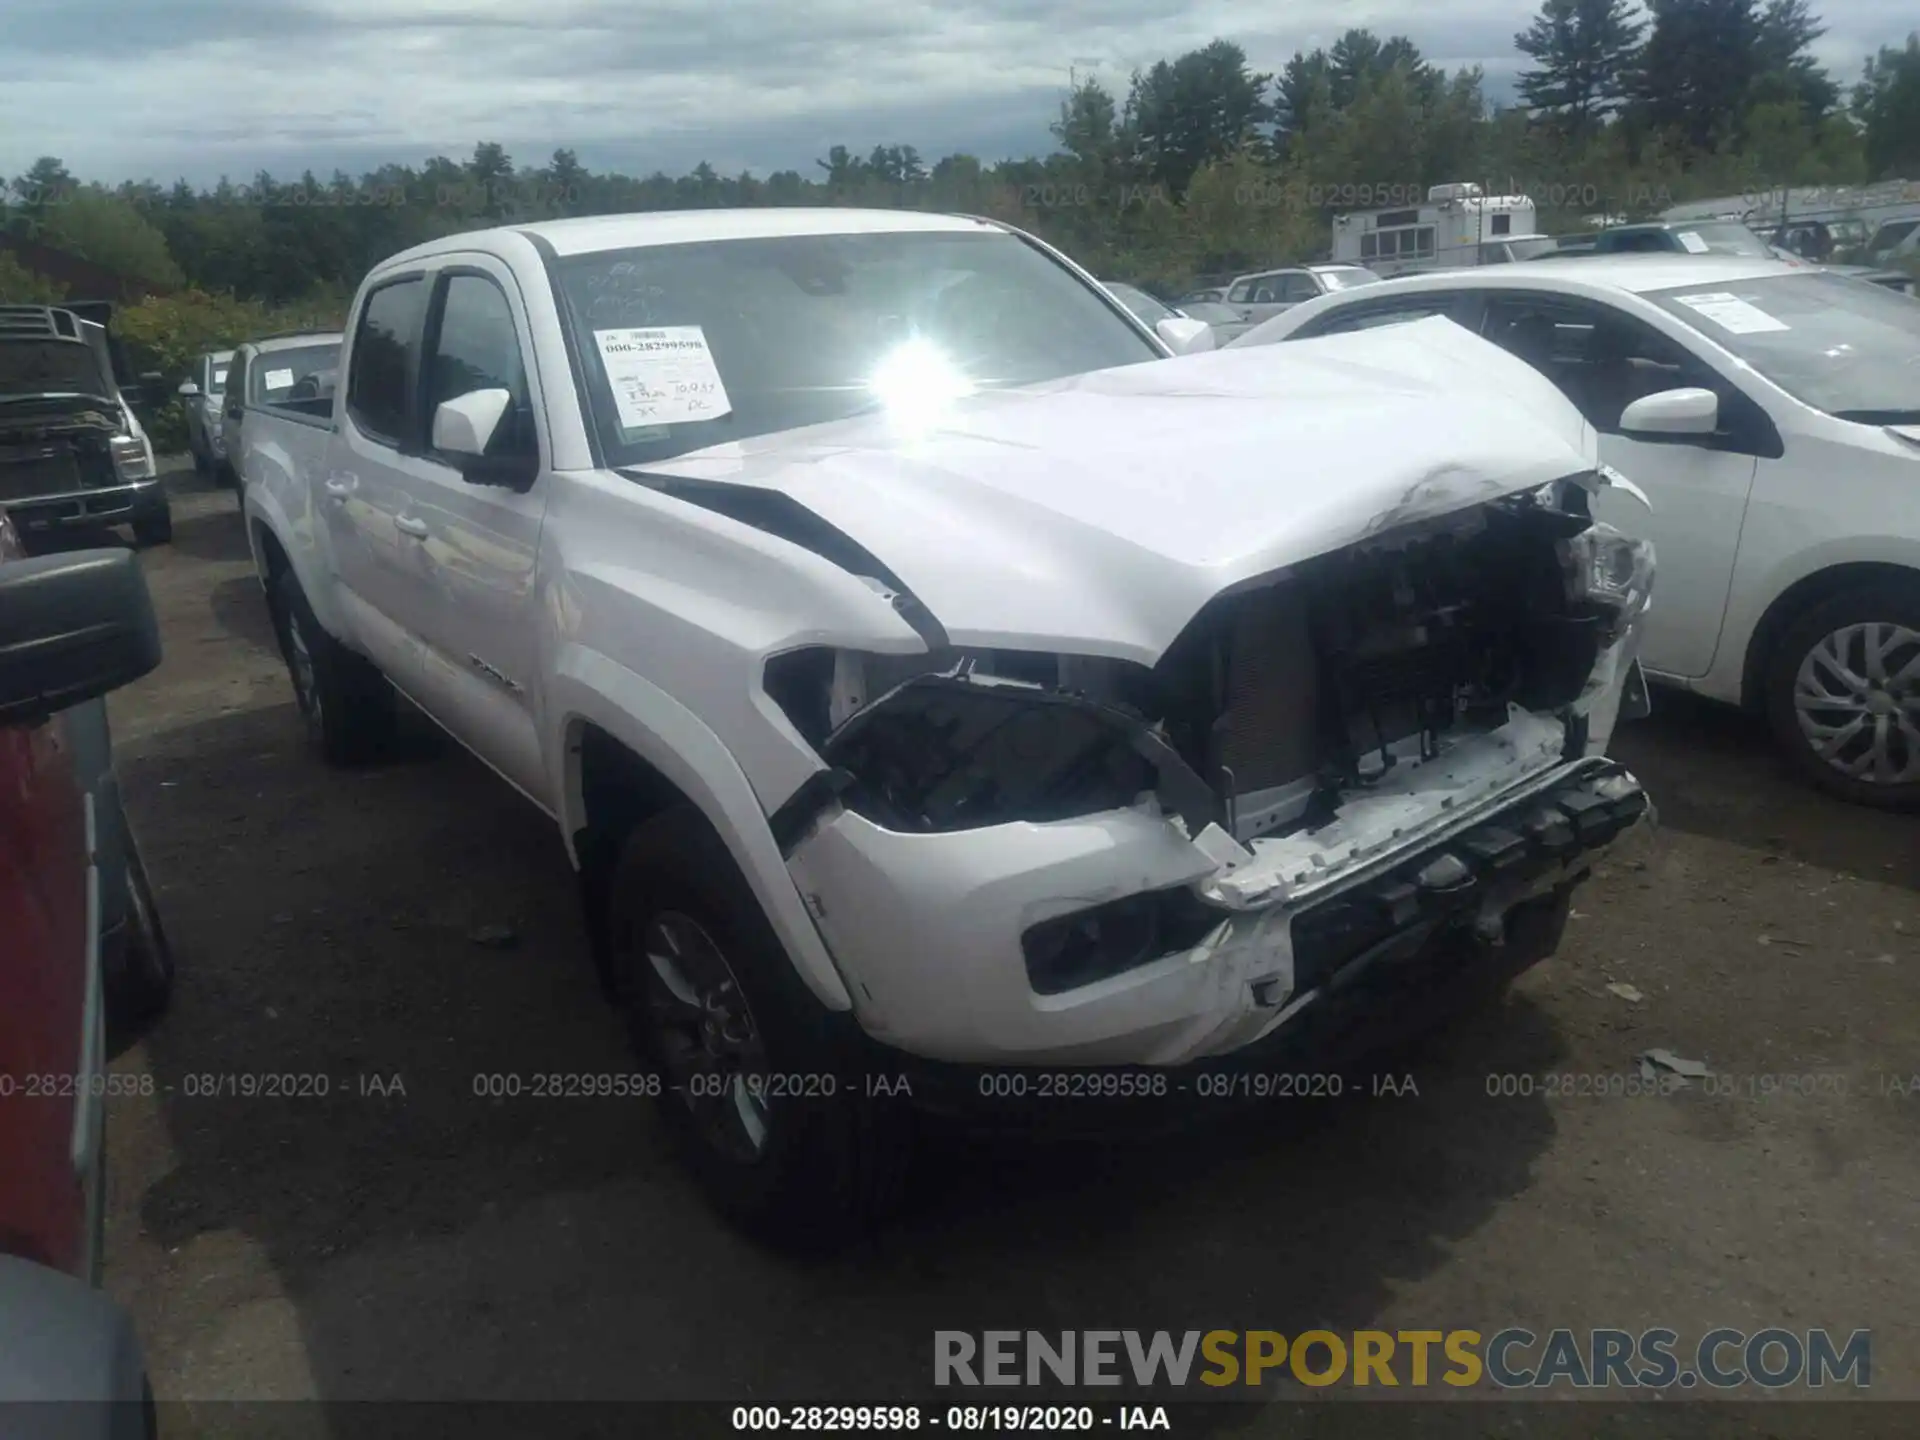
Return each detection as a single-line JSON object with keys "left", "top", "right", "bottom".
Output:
{"left": 1155, "top": 316, "right": 1216, "bottom": 355}
{"left": 433, "top": 388, "right": 512, "bottom": 457}
{"left": 433, "top": 388, "right": 534, "bottom": 488}
{"left": 178, "top": 381, "right": 201, "bottom": 398}
{"left": 1620, "top": 386, "right": 1719, "bottom": 436}
{"left": 0, "top": 549, "right": 162, "bottom": 728}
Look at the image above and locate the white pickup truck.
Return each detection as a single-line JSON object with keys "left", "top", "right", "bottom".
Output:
{"left": 242, "top": 207, "right": 1655, "bottom": 1244}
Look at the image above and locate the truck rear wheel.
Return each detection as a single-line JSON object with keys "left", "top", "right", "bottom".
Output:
{"left": 606, "top": 805, "right": 911, "bottom": 1248}
{"left": 271, "top": 569, "right": 395, "bottom": 765}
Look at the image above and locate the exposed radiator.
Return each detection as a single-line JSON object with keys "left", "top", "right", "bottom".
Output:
{"left": 1215, "top": 585, "right": 1321, "bottom": 795}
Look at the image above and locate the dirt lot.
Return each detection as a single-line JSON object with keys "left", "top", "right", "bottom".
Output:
{"left": 87, "top": 468, "right": 1920, "bottom": 1430}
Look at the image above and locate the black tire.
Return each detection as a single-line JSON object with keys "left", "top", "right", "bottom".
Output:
{"left": 130, "top": 504, "right": 172, "bottom": 547}
{"left": 191, "top": 438, "right": 211, "bottom": 477}
{"left": 1765, "top": 580, "right": 1920, "bottom": 811}
{"left": 270, "top": 567, "right": 396, "bottom": 764}
{"left": 106, "top": 830, "right": 174, "bottom": 1028}
{"left": 607, "top": 805, "right": 912, "bottom": 1249}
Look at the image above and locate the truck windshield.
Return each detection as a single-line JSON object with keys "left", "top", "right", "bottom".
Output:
{"left": 1648, "top": 272, "right": 1920, "bottom": 421}
{"left": 0, "top": 339, "right": 112, "bottom": 400}
{"left": 549, "top": 229, "right": 1161, "bottom": 466}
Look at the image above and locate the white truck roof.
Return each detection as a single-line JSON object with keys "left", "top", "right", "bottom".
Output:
{"left": 383, "top": 208, "right": 1000, "bottom": 266}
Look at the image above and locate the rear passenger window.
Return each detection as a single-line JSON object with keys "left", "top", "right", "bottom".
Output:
{"left": 347, "top": 278, "right": 426, "bottom": 446}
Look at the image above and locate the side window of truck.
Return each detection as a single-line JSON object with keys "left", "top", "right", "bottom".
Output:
{"left": 424, "top": 274, "right": 537, "bottom": 461}
{"left": 347, "top": 278, "right": 427, "bottom": 448}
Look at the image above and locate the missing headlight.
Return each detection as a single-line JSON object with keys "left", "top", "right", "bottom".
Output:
{"left": 764, "top": 651, "right": 1222, "bottom": 837}
{"left": 825, "top": 675, "right": 1162, "bottom": 832}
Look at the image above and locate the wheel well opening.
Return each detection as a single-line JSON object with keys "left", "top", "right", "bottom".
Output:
{"left": 573, "top": 723, "right": 691, "bottom": 853}
{"left": 1743, "top": 562, "right": 1919, "bottom": 709}
{"left": 571, "top": 722, "right": 697, "bottom": 994}
{"left": 253, "top": 522, "right": 289, "bottom": 581}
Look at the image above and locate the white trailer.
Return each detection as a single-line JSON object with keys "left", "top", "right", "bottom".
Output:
{"left": 1330, "top": 183, "right": 1538, "bottom": 275}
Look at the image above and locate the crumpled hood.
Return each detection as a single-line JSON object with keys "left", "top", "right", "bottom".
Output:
{"left": 636, "top": 315, "right": 1601, "bottom": 665}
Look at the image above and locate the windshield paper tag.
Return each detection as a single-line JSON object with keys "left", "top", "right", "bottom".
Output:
{"left": 1675, "top": 231, "right": 1710, "bottom": 253}
{"left": 593, "top": 326, "right": 732, "bottom": 429}
{"left": 262, "top": 367, "right": 294, "bottom": 390}
{"left": 1672, "top": 292, "right": 1790, "bottom": 334}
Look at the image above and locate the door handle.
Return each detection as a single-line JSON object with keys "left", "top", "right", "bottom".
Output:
{"left": 395, "top": 515, "right": 430, "bottom": 539}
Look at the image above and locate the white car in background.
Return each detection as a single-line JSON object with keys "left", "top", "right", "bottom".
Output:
{"left": 1221, "top": 263, "right": 1383, "bottom": 328}
{"left": 1866, "top": 216, "right": 1920, "bottom": 267}
{"left": 1231, "top": 255, "right": 1920, "bottom": 809}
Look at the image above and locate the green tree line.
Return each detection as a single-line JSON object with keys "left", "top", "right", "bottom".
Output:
{"left": 2, "top": 0, "right": 1916, "bottom": 452}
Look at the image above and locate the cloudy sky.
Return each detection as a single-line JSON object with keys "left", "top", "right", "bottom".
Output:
{"left": 3, "top": 0, "right": 1913, "bottom": 187}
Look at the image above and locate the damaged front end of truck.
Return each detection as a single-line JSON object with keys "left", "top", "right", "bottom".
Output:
{"left": 762, "top": 470, "right": 1654, "bottom": 1071}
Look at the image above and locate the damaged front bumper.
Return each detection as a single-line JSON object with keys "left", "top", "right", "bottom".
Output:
{"left": 775, "top": 473, "right": 1657, "bottom": 1076}
{"left": 787, "top": 729, "right": 1649, "bottom": 1069}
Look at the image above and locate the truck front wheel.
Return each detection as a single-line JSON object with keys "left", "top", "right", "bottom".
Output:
{"left": 271, "top": 569, "right": 396, "bottom": 764}
{"left": 606, "top": 805, "right": 912, "bottom": 1248}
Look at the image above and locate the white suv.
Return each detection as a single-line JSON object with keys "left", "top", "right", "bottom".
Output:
{"left": 1222, "top": 263, "right": 1383, "bottom": 326}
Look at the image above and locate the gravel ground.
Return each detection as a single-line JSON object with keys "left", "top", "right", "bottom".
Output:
{"left": 84, "top": 469, "right": 1920, "bottom": 1434}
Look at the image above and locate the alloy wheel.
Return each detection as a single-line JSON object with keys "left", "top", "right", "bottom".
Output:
{"left": 637, "top": 911, "right": 773, "bottom": 1163}
{"left": 1792, "top": 621, "right": 1920, "bottom": 786}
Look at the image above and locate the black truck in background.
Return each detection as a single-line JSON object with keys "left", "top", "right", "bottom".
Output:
{"left": 0, "top": 303, "right": 171, "bottom": 549}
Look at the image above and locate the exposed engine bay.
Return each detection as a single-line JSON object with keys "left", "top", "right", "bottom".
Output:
{"left": 0, "top": 400, "right": 124, "bottom": 505}
{"left": 765, "top": 474, "right": 1650, "bottom": 853}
